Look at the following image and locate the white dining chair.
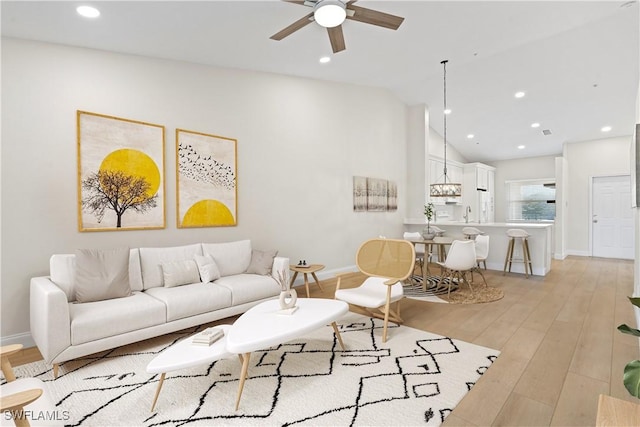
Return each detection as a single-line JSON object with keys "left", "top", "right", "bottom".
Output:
{"left": 435, "top": 240, "right": 477, "bottom": 297}
{"left": 472, "top": 234, "right": 490, "bottom": 287}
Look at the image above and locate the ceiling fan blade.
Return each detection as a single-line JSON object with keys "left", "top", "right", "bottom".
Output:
{"left": 282, "top": 0, "right": 308, "bottom": 5}
{"left": 346, "top": 5, "right": 404, "bottom": 30}
{"left": 270, "top": 12, "right": 314, "bottom": 41}
{"left": 328, "top": 26, "right": 346, "bottom": 53}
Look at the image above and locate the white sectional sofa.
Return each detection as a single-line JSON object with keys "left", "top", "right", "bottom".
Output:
{"left": 30, "top": 240, "right": 287, "bottom": 376}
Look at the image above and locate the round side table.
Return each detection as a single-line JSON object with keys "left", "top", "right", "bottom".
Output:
{"left": 289, "top": 264, "right": 325, "bottom": 298}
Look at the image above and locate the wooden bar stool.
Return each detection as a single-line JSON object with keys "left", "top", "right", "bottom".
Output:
{"left": 503, "top": 229, "right": 533, "bottom": 277}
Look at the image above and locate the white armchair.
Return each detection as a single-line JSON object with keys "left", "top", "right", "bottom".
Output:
{"left": 0, "top": 345, "right": 61, "bottom": 426}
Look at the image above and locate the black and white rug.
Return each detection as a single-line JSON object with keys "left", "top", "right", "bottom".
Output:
{"left": 402, "top": 276, "right": 458, "bottom": 303}
{"left": 8, "top": 314, "right": 499, "bottom": 426}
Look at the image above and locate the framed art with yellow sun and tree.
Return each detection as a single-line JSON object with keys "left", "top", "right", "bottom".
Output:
{"left": 176, "top": 129, "right": 237, "bottom": 228}
{"left": 77, "top": 111, "right": 165, "bottom": 231}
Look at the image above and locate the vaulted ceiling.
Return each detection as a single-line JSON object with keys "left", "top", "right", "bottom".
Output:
{"left": 2, "top": 1, "right": 638, "bottom": 162}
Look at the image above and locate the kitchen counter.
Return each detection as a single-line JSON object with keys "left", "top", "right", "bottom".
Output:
{"left": 404, "top": 219, "right": 553, "bottom": 276}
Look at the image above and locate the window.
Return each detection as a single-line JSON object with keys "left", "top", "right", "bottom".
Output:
{"left": 506, "top": 179, "right": 556, "bottom": 221}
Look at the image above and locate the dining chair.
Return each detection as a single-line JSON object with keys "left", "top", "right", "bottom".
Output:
{"left": 472, "top": 234, "right": 490, "bottom": 287}
{"left": 334, "top": 238, "right": 415, "bottom": 342}
{"left": 0, "top": 344, "right": 60, "bottom": 426}
{"left": 403, "top": 231, "right": 428, "bottom": 276}
{"left": 435, "top": 239, "right": 477, "bottom": 298}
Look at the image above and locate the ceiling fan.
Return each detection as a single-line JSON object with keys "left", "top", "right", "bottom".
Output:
{"left": 270, "top": 0, "right": 405, "bottom": 53}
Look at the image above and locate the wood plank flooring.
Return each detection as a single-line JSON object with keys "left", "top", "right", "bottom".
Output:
{"left": 8, "top": 256, "right": 639, "bottom": 426}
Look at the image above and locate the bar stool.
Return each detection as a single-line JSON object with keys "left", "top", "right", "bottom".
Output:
{"left": 503, "top": 229, "right": 533, "bottom": 278}
{"left": 462, "top": 227, "right": 484, "bottom": 240}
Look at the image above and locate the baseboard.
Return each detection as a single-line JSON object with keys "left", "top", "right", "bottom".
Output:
{"left": 565, "top": 250, "right": 591, "bottom": 257}
{"left": 0, "top": 331, "right": 35, "bottom": 349}
{"left": 291, "top": 265, "right": 357, "bottom": 288}
{"left": 554, "top": 252, "right": 567, "bottom": 260}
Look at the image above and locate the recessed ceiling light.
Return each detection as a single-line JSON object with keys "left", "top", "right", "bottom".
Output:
{"left": 515, "top": 91, "right": 525, "bottom": 98}
{"left": 319, "top": 56, "right": 331, "bottom": 64}
{"left": 518, "top": 145, "right": 525, "bottom": 150}
{"left": 601, "top": 126, "right": 612, "bottom": 132}
{"left": 77, "top": 5, "right": 100, "bottom": 18}
{"left": 531, "top": 122, "right": 540, "bottom": 128}
{"left": 444, "top": 109, "right": 451, "bottom": 115}
{"left": 467, "top": 134, "right": 474, "bottom": 139}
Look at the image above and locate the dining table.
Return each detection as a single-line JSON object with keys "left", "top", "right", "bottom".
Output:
{"left": 406, "top": 236, "right": 455, "bottom": 285}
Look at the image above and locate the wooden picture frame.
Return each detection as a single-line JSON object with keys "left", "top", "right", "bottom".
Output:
{"left": 77, "top": 111, "right": 165, "bottom": 231}
{"left": 176, "top": 129, "right": 237, "bottom": 228}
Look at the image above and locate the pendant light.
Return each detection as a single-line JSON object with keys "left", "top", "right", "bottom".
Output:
{"left": 430, "top": 59, "right": 462, "bottom": 198}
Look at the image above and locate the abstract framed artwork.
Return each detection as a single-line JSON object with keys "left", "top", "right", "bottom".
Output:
{"left": 176, "top": 129, "right": 237, "bottom": 228}
{"left": 353, "top": 176, "right": 397, "bottom": 212}
{"left": 77, "top": 111, "right": 165, "bottom": 231}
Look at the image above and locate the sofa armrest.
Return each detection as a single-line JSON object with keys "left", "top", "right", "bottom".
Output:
{"left": 271, "top": 256, "right": 290, "bottom": 284}
{"left": 30, "top": 277, "right": 71, "bottom": 365}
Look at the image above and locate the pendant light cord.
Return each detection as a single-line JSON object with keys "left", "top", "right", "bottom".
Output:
{"left": 441, "top": 59, "right": 448, "bottom": 183}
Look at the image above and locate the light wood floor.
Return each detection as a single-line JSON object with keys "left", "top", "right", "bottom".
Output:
{"left": 10, "top": 256, "right": 639, "bottom": 426}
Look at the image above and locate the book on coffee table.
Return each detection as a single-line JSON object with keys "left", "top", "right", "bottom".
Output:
{"left": 192, "top": 327, "right": 225, "bottom": 346}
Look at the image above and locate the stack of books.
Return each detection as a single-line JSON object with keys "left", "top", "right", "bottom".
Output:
{"left": 191, "top": 327, "right": 224, "bottom": 346}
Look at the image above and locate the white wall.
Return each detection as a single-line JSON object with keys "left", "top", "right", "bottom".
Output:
{"left": 486, "top": 155, "right": 557, "bottom": 223}
{"left": 1, "top": 38, "right": 409, "bottom": 342}
{"left": 406, "top": 105, "right": 427, "bottom": 220}
{"left": 428, "top": 128, "right": 467, "bottom": 164}
{"left": 564, "top": 136, "right": 631, "bottom": 256}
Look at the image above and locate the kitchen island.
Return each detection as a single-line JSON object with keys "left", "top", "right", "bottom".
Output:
{"left": 404, "top": 220, "right": 554, "bottom": 276}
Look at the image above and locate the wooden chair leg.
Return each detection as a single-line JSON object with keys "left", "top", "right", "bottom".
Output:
{"left": 382, "top": 286, "right": 392, "bottom": 343}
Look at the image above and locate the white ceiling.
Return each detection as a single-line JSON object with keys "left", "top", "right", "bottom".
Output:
{"left": 2, "top": 0, "right": 638, "bottom": 162}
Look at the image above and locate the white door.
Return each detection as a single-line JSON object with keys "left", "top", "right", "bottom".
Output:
{"left": 592, "top": 175, "right": 634, "bottom": 259}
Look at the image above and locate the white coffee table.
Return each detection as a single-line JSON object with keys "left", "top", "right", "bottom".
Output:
{"left": 146, "top": 324, "right": 235, "bottom": 411}
{"left": 226, "top": 298, "right": 349, "bottom": 410}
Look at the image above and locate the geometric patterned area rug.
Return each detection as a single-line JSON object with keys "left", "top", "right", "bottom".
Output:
{"left": 404, "top": 276, "right": 504, "bottom": 305}
{"left": 6, "top": 314, "right": 500, "bottom": 426}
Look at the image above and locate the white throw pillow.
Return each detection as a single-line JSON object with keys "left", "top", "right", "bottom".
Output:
{"left": 202, "top": 240, "right": 252, "bottom": 277}
{"left": 161, "top": 260, "right": 200, "bottom": 288}
{"left": 74, "top": 248, "right": 131, "bottom": 303}
{"left": 194, "top": 255, "right": 221, "bottom": 283}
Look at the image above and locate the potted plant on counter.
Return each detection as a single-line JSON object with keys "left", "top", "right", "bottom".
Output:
{"left": 422, "top": 202, "right": 436, "bottom": 240}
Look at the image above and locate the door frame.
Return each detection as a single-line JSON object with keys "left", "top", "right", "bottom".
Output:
{"left": 589, "top": 173, "right": 632, "bottom": 257}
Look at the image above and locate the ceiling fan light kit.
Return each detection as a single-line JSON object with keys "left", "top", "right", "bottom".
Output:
{"left": 431, "top": 59, "right": 462, "bottom": 199}
{"left": 313, "top": 0, "right": 347, "bottom": 28}
{"left": 271, "top": 0, "right": 404, "bottom": 53}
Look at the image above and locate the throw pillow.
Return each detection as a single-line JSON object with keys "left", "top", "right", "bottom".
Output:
{"left": 161, "top": 260, "right": 201, "bottom": 288}
{"left": 246, "top": 249, "right": 278, "bottom": 275}
{"left": 194, "top": 255, "right": 221, "bottom": 283}
{"left": 74, "top": 247, "right": 131, "bottom": 303}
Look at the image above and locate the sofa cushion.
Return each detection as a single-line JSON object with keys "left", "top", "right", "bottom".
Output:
{"left": 161, "top": 260, "right": 200, "bottom": 288}
{"left": 213, "top": 274, "right": 280, "bottom": 306}
{"left": 246, "top": 249, "right": 278, "bottom": 275}
{"left": 194, "top": 255, "right": 221, "bottom": 283}
{"left": 50, "top": 249, "right": 143, "bottom": 302}
{"left": 202, "top": 240, "right": 251, "bottom": 277}
{"left": 144, "top": 283, "right": 233, "bottom": 322}
{"left": 74, "top": 248, "right": 131, "bottom": 303}
{"left": 139, "top": 244, "right": 203, "bottom": 290}
{"left": 69, "top": 292, "right": 166, "bottom": 345}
